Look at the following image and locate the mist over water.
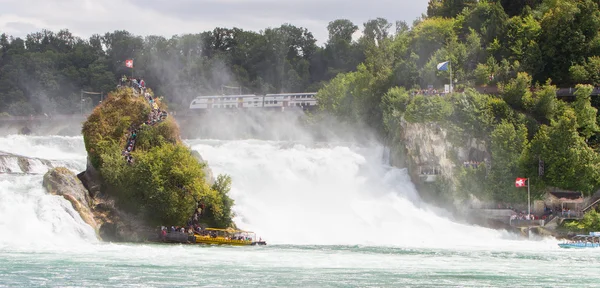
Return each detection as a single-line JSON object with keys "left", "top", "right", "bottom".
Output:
{"left": 188, "top": 139, "right": 557, "bottom": 249}
{"left": 0, "top": 133, "right": 584, "bottom": 287}
{"left": 0, "top": 135, "right": 86, "bottom": 162}
{"left": 0, "top": 133, "right": 557, "bottom": 252}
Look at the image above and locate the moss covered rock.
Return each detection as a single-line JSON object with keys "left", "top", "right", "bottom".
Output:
{"left": 81, "top": 88, "right": 233, "bottom": 228}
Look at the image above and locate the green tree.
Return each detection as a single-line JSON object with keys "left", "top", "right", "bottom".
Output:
{"left": 566, "top": 210, "right": 600, "bottom": 232}
{"left": 487, "top": 120, "right": 529, "bottom": 202}
{"left": 381, "top": 86, "right": 411, "bottom": 134}
{"left": 525, "top": 109, "right": 600, "bottom": 194}
{"left": 500, "top": 72, "right": 534, "bottom": 110}
{"left": 405, "top": 94, "right": 453, "bottom": 123}
{"left": 572, "top": 84, "right": 599, "bottom": 139}
{"left": 537, "top": 0, "right": 600, "bottom": 84}
{"left": 427, "top": 0, "right": 478, "bottom": 18}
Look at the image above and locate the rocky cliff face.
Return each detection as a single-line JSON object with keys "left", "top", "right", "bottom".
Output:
{"left": 392, "top": 119, "right": 489, "bottom": 206}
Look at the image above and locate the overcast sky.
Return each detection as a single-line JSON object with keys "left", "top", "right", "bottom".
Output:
{"left": 0, "top": 0, "right": 429, "bottom": 44}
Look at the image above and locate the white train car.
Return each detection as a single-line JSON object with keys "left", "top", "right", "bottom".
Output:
{"left": 189, "top": 92, "right": 318, "bottom": 111}
{"left": 241, "top": 95, "right": 264, "bottom": 108}
{"left": 265, "top": 93, "right": 317, "bottom": 109}
{"left": 263, "top": 94, "right": 286, "bottom": 109}
{"left": 190, "top": 94, "right": 257, "bottom": 109}
{"left": 281, "top": 93, "right": 317, "bottom": 109}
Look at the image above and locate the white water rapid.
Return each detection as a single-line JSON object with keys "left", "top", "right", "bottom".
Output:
{"left": 0, "top": 135, "right": 96, "bottom": 251}
{"left": 189, "top": 139, "right": 557, "bottom": 249}
{"left": 0, "top": 135, "right": 557, "bottom": 252}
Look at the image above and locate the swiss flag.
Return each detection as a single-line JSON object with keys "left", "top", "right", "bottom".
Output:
{"left": 125, "top": 59, "right": 133, "bottom": 68}
{"left": 515, "top": 178, "right": 527, "bottom": 187}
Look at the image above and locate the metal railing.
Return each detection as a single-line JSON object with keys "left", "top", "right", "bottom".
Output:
{"left": 583, "top": 198, "right": 600, "bottom": 213}
{"left": 509, "top": 219, "right": 545, "bottom": 227}
{"left": 554, "top": 211, "right": 583, "bottom": 219}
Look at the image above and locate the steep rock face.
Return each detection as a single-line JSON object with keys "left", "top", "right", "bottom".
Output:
{"left": 393, "top": 119, "right": 489, "bottom": 206}
{"left": 400, "top": 121, "right": 456, "bottom": 178}
{"left": 42, "top": 167, "right": 98, "bottom": 232}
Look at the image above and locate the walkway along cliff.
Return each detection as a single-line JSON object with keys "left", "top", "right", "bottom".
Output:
{"left": 44, "top": 87, "right": 234, "bottom": 242}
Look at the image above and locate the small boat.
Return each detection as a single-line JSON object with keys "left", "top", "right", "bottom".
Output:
{"left": 558, "top": 232, "right": 600, "bottom": 249}
{"left": 194, "top": 228, "right": 267, "bottom": 246}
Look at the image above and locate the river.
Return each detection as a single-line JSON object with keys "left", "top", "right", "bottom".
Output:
{"left": 0, "top": 135, "right": 597, "bottom": 287}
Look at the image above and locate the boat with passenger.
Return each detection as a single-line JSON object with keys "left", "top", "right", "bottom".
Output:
{"left": 194, "top": 228, "right": 266, "bottom": 246}
{"left": 558, "top": 232, "right": 600, "bottom": 248}
{"left": 156, "top": 227, "right": 266, "bottom": 246}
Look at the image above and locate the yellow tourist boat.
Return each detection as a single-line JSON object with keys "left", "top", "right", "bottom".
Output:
{"left": 194, "top": 228, "right": 267, "bottom": 246}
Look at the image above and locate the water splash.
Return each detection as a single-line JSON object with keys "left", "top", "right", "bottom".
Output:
{"left": 0, "top": 135, "right": 94, "bottom": 251}
{"left": 0, "top": 175, "right": 98, "bottom": 250}
{"left": 188, "top": 139, "right": 557, "bottom": 250}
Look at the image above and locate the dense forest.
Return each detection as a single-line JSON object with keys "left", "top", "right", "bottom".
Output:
{"left": 314, "top": 0, "right": 600, "bottom": 207}
{"left": 1, "top": 0, "right": 599, "bottom": 116}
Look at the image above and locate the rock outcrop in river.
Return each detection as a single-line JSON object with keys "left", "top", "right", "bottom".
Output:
{"left": 45, "top": 87, "right": 234, "bottom": 242}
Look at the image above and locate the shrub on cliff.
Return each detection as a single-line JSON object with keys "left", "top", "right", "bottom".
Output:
{"left": 82, "top": 88, "right": 234, "bottom": 227}
{"left": 82, "top": 88, "right": 149, "bottom": 168}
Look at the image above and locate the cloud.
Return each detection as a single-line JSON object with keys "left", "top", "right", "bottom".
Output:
{"left": 0, "top": 0, "right": 428, "bottom": 44}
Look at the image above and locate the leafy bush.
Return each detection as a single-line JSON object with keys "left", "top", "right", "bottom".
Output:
{"left": 566, "top": 210, "right": 600, "bottom": 233}
{"left": 405, "top": 94, "right": 453, "bottom": 123}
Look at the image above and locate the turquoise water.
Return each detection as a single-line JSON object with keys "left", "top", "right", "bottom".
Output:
{"left": 1, "top": 135, "right": 599, "bottom": 287}
{"left": 1, "top": 244, "right": 599, "bottom": 287}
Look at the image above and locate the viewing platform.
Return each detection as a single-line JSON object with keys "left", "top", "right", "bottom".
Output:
{"left": 418, "top": 166, "right": 441, "bottom": 183}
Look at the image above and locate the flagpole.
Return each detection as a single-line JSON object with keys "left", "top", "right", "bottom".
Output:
{"left": 448, "top": 60, "right": 452, "bottom": 93}
{"left": 131, "top": 58, "right": 134, "bottom": 79}
{"left": 527, "top": 178, "right": 531, "bottom": 217}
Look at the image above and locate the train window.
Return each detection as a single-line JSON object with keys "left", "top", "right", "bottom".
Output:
{"left": 274, "top": 101, "right": 278, "bottom": 104}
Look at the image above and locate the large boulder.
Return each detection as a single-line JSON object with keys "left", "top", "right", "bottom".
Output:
{"left": 90, "top": 193, "right": 155, "bottom": 243}
{"left": 43, "top": 167, "right": 98, "bottom": 232}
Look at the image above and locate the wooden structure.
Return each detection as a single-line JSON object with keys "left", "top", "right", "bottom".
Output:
{"left": 544, "top": 190, "right": 584, "bottom": 219}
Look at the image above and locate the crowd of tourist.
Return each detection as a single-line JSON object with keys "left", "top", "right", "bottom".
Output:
{"left": 158, "top": 203, "right": 211, "bottom": 242}
{"left": 120, "top": 75, "right": 146, "bottom": 93}
{"left": 412, "top": 88, "right": 447, "bottom": 96}
{"left": 120, "top": 80, "right": 168, "bottom": 164}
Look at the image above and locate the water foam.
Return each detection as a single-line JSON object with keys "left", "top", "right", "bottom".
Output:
{"left": 0, "top": 175, "right": 98, "bottom": 250}
{"left": 0, "top": 135, "right": 86, "bottom": 161}
{"left": 0, "top": 135, "right": 95, "bottom": 251}
{"left": 189, "top": 139, "right": 557, "bottom": 249}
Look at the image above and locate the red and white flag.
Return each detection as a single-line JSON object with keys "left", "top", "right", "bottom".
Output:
{"left": 125, "top": 59, "right": 133, "bottom": 68}
{"left": 515, "top": 178, "right": 527, "bottom": 187}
